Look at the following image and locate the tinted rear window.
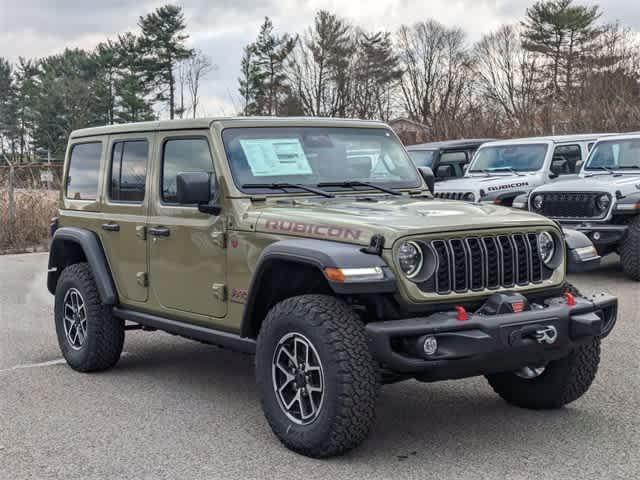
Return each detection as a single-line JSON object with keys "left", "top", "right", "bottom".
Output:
{"left": 110, "top": 140, "right": 148, "bottom": 202}
{"left": 66, "top": 142, "right": 102, "bottom": 200}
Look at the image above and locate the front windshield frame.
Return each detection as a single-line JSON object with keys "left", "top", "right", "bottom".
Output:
{"left": 583, "top": 138, "right": 640, "bottom": 172}
{"left": 221, "top": 126, "right": 422, "bottom": 195}
{"left": 467, "top": 143, "right": 549, "bottom": 174}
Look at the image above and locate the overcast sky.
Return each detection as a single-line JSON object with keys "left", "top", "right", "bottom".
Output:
{"left": 1, "top": 0, "right": 639, "bottom": 116}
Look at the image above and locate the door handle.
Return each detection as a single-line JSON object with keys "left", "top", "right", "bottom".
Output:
{"left": 148, "top": 226, "right": 170, "bottom": 237}
{"left": 101, "top": 223, "right": 120, "bottom": 232}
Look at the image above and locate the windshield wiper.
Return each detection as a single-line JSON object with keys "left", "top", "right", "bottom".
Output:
{"left": 241, "top": 182, "right": 334, "bottom": 198}
{"left": 317, "top": 181, "right": 402, "bottom": 196}
{"left": 586, "top": 166, "right": 616, "bottom": 175}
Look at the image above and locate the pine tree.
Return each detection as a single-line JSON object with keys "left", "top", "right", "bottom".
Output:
{"left": 138, "top": 4, "right": 193, "bottom": 119}
{"left": 0, "top": 58, "right": 18, "bottom": 157}
{"left": 238, "top": 44, "right": 263, "bottom": 115}
{"left": 252, "top": 17, "right": 296, "bottom": 115}
{"left": 521, "top": 0, "right": 602, "bottom": 96}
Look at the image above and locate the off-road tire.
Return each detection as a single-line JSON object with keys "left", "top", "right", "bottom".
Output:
{"left": 54, "top": 262, "right": 124, "bottom": 372}
{"left": 255, "top": 294, "right": 378, "bottom": 458}
{"left": 486, "top": 337, "right": 601, "bottom": 409}
{"left": 620, "top": 216, "right": 640, "bottom": 281}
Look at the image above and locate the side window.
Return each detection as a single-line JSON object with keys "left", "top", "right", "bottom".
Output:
{"left": 162, "top": 138, "right": 214, "bottom": 203}
{"left": 110, "top": 140, "right": 148, "bottom": 203}
{"left": 66, "top": 142, "right": 102, "bottom": 200}
{"left": 552, "top": 144, "right": 581, "bottom": 175}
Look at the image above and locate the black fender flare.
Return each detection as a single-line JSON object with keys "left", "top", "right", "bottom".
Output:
{"left": 240, "top": 238, "right": 396, "bottom": 338}
{"left": 563, "top": 228, "right": 601, "bottom": 273}
{"left": 48, "top": 227, "right": 118, "bottom": 305}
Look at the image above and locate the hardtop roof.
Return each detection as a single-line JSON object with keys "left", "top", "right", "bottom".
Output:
{"left": 480, "top": 133, "right": 615, "bottom": 147}
{"left": 406, "top": 138, "right": 496, "bottom": 150}
{"left": 69, "top": 116, "right": 389, "bottom": 139}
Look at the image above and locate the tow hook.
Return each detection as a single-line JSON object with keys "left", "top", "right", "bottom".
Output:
{"left": 510, "top": 324, "right": 558, "bottom": 346}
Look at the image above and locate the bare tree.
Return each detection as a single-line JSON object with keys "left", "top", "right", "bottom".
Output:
{"left": 185, "top": 50, "right": 215, "bottom": 118}
{"left": 397, "top": 21, "right": 474, "bottom": 139}
{"left": 474, "top": 25, "right": 539, "bottom": 136}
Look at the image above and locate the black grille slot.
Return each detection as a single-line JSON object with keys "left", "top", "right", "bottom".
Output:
{"left": 498, "top": 235, "right": 515, "bottom": 287}
{"left": 527, "top": 233, "right": 543, "bottom": 282}
{"left": 466, "top": 238, "right": 484, "bottom": 290}
{"left": 432, "top": 240, "right": 451, "bottom": 293}
{"left": 449, "top": 239, "right": 468, "bottom": 292}
{"left": 482, "top": 237, "right": 500, "bottom": 288}
{"left": 513, "top": 234, "right": 530, "bottom": 285}
{"left": 539, "top": 192, "right": 609, "bottom": 219}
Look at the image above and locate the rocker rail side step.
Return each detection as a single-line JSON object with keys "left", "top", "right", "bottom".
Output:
{"left": 112, "top": 307, "right": 256, "bottom": 354}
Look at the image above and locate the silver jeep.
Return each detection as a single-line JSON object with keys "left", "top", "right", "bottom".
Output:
{"left": 527, "top": 133, "right": 640, "bottom": 280}
{"left": 433, "top": 134, "right": 613, "bottom": 206}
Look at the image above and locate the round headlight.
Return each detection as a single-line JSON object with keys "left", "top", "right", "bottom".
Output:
{"left": 596, "top": 194, "right": 610, "bottom": 211}
{"left": 397, "top": 241, "right": 423, "bottom": 279}
{"left": 463, "top": 192, "right": 476, "bottom": 202}
{"left": 532, "top": 194, "right": 544, "bottom": 211}
{"left": 537, "top": 232, "right": 555, "bottom": 265}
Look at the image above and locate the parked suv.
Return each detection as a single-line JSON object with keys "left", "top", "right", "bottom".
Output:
{"left": 48, "top": 117, "right": 616, "bottom": 458}
{"left": 527, "top": 133, "right": 640, "bottom": 280}
{"left": 433, "top": 134, "right": 612, "bottom": 205}
{"left": 406, "top": 138, "right": 494, "bottom": 181}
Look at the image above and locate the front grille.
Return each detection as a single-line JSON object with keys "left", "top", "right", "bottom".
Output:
{"left": 536, "top": 192, "right": 610, "bottom": 219}
{"left": 425, "top": 232, "right": 547, "bottom": 294}
{"left": 434, "top": 191, "right": 471, "bottom": 200}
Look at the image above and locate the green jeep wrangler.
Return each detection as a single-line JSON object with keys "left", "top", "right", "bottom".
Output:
{"left": 48, "top": 117, "right": 617, "bottom": 458}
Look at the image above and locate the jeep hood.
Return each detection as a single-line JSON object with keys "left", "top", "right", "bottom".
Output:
{"left": 253, "top": 196, "right": 555, "bottom": 246}
{"left": 434, "top": 173, "right": 538, "bottom": 196}
{"left": 534, "top": 173, "right": 640, "bottom": 195}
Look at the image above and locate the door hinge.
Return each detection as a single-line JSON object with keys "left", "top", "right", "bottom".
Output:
{"left": 136, "top": 272, "right": 149, "bottom": 287}
{"left": 211, "top": 283, "right": 227, "bottom": 302}
{"left": 212, "top": 231, "right": 227, "bottom": 249}
{"left": 136, "top": 225, "right": 147, "bottom": 241}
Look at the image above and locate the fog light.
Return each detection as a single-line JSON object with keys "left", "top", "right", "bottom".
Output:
{"left": 423, "top": 335, "right": 438, "bottom": 356}
{"left": 592, "top": 232, "right": 601, "bottom": 241}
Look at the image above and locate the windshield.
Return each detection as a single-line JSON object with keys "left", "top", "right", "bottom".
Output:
{"left": 407, "top": 149, "right": 436, "bottom": 168}
{"left": 584, "top": 139, "right": 640, "bottom": 171}
{"left": 469, "top": 144, "right": 547, "bottom": 173}
{"left": 222, "top": 127, "right": 421, "bottom": 193}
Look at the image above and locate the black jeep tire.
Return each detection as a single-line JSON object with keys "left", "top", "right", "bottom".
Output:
{"left": 54, "top": 262, "right": 124, "bottom": 372}
{"left": 486, "top": 337, "right": 601, "bottom": 410}
{"left": 620, "top": 216, "right": 640, "bottom": 281}
{"left": 255, "top": 294, "right": 378, "bottom": 458}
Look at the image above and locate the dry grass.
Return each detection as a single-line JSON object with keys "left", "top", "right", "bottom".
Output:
{"left": 0, "top": 189, "right": 58, "bottom": 253}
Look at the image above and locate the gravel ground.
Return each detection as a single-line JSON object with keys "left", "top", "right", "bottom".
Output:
{"left": 1, "top": 253, "right": 638, "bottom": 480}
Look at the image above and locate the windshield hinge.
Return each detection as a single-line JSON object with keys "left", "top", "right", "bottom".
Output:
{"left": 212, "top": 231, "right": 227, "bottom": 249}
{"left": 362, "top": 234, "right": 385, "bottom": 255}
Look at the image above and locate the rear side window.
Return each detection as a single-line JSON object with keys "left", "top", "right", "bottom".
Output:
{"left": 66, "top": 142, "right": 102, "bottom": 200}
{"left": 440, "top": 151, "right": 467, "bottom": 163}
{"left": 110, "top": 140, "right": 149, "bottom": 203}
{"left": 162, "top": 138, "right": 214, "bottom": 203}
{"left": 552, "top": 144, "right": 581, "bottom": 174}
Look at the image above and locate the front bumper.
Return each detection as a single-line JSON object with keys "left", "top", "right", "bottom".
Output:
{"left": 561, "top": 223, "right": 628, "bottom": 247}
{"left": 365, "top": 292, "right": 617, "bottom": 380}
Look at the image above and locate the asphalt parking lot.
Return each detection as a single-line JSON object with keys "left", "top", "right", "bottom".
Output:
{"left": 1, "top": 253, "right": 639, "bottom": 480}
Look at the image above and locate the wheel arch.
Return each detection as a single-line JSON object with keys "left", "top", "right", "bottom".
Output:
{"left": 240, "top": 239, "right": 396, "bottom": 339}
{"left": 48, "top": 227, "right": 118, "bottom": 305}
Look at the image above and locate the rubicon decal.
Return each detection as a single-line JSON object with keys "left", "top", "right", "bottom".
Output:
{"left": 487, "top": 181, "right": 529, "bottom": 192}
{"left": 264, "top": 219, "right": 363, "bottom": 241}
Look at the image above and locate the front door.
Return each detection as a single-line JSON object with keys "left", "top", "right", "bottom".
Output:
{"left": 148, "top": 132, "right": 227, "bottom": 320}
{"left": 99, "top": 134, "right": 151, "bottom": 304}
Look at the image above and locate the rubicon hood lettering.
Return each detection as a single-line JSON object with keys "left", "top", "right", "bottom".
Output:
{"left": 264, "top": 219, "right": 363, "bottom": 241}
{"left": 487, "top": 181, "right": 529, "bottom": 192}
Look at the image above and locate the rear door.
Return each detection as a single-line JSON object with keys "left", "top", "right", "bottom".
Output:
{"left": 99, "top": 134, "right": 152, "bottom": 304}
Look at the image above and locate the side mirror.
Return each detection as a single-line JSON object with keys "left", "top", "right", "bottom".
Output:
{"left": 436, "top": 164, "right": 455, "bottom": 178}
{"left": 176, "top": 171, "right": 221, "bottom": 215}
{"left": 418, "top": 167, "right": 435, "bottom": 194}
